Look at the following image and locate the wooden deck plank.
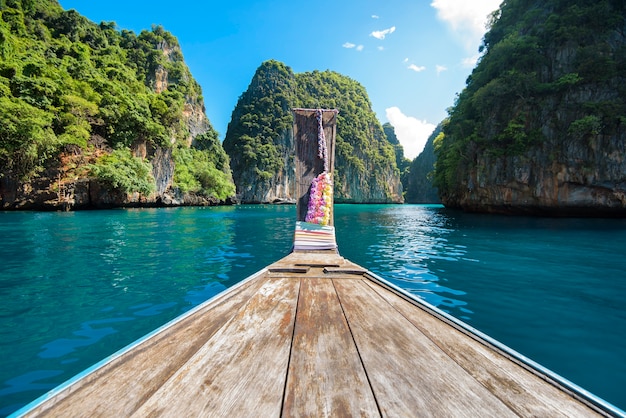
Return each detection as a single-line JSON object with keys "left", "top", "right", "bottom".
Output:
{"left": 333, "top": 278, "right": 517, "bottom": 417}
{"left": 283, "top": 278, "right": 380, "bottom": 417}
{"left": 274, "top": 251, "right": 346, "bottom": 268}
{"left": 365, "top": 279, "right": 601, "bottom": 417}
{"left": 130, "top": 276, "right": 300, "bottom": 417}
{"left": 23, "top": 275, "right": 267, "bottom": 417}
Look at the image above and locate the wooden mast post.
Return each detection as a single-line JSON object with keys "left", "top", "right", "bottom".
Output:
{"left": 292, "top": 108, "right": 338, "bottom": 252}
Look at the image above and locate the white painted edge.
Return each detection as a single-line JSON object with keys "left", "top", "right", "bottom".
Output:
{"left": 363, "top": 269, "right": 626, "bottom": 418}
{"left": 9, "top": 268, "right": 269, "bottom": 418}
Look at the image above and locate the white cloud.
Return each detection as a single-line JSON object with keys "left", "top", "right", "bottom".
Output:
{"left": 403, "top": 57, "right": 409, "bottom": 63}
{"left": 436, "top": 64, "right": 448, "bottom": 74}
{"left": 408, "top": 64, "right": 426, "bottom": 72}
{"left": 377, "top": 46, "right": 384, "bottom": 51}
{"left": 430, "top": 0, "right": 500, "bottom": 51}
{"left": 461, "top": 54, "right": 480, "bottom": 68}
{"left": 372, "top": 14, "right": 380, "bottom": 19}
{"left": 386, "top": 107, "right": 436, "bottom": 159}
{"left": 370, "top": 26, "right": 396, "bottom": 40}
{"left": 343, "top": 42, "right": 364, "bottom": 51}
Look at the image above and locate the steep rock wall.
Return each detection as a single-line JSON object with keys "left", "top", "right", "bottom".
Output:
{"left": 234, "top": 128, "right": 296, "bottom": 203}
{"left": 405, "top": 126, "right": 440, "bottom": 204}
{"left": 437, "top": 0, "right": 626, "bottom": 216}
{"left": 459, "top": 132, "right": 626, "bottom": 216}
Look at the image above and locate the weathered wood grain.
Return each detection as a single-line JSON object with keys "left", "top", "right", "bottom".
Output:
{"left": 334, "top": 278, "right": 517, "bottom": 417}
{"left": 24, "top": 275, "right": 266, "bottom": 417}
{"left": 364, "top": 279, "right": 601, "bottom": 417}
{"left": 130, "top": 277, "right": 300, "bottom": 417}
{"left": 283, "top": 278, "right": 379, "bottom": 417}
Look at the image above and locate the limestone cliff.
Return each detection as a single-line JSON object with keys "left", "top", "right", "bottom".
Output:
{"left": 0, "top": 2, "right": 232, "bottom": 210}
{"left": 223, "top": 60, "right": 297, "bottom": 203}
{"left": 435, "top": 0, "right": 626, "bottom": 216}
{"left": 405, "top": 126, "right": 441, "bottom": 204}
{"left": 223, "top": 60, "right": 403, "bottom": 204}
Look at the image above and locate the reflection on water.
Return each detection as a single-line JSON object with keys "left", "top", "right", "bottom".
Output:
{"left": 336, "top": 205, "right": 473, "bottom": 319}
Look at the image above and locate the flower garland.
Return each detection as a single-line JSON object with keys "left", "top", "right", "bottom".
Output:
{"left": 305, "top": 172, "right": 333, "bottom": 225}
{"left": 304, "top": 110, "right": 333, "bottom": 225}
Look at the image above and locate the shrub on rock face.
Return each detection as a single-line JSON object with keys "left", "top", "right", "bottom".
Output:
{"left": 172, "top": 146, "right": 235, "bottom": 201}
{"left": 89, "top": 149, "right": 155, "bottom": 196}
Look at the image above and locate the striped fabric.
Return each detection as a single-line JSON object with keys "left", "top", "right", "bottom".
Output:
{"left": 293, "top": 221, "right": 337, "bottom": 251}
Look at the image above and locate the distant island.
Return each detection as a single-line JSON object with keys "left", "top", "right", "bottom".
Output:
{"left": 223, "top": 60, "right": 404, "bottom": 204}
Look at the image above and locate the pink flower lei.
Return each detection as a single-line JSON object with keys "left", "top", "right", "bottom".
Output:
{"left": 305, "top": 172, "right": 333, "bottom": 225}
{"left": 305, "top": 110, "right": 333, "bottom": 225}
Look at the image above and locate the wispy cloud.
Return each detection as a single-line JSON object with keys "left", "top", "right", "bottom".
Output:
{"left": 370, "top": 26, "right": 396, "bottom": 40}
{"left": 371, "top": 14, "right": 380, "bottom": 19}
{"left": 343, "top": 42, "right": 364, "bottom": 51}
{"left": 386, "top": 107, "right": 436, "bottom": 159}
{"left": 436, "top": 65, "right": 448, "bottom": 75}
{"left": 341, "top": 42, "right": 363, "bottom": 52}
{"left": 461, "top": 54, "right": 479, "bottom": 67}
{"left": 430, "top": 0, "right": 500, "bottom": 51}
{"left": 408, "top": 64, "right": 426, "bottom": 72}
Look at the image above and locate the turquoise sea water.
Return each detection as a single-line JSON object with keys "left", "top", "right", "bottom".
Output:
{"left": 1, "top": 204, "right": 625, "bottom": 415}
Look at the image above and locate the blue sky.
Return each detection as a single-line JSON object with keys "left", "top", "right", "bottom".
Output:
{"left": 58, "top": 0, "right": 501, "bottom": 159}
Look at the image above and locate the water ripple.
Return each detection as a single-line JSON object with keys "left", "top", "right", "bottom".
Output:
{"left": 339, "top": 205, "right": 470, "bottom": 317}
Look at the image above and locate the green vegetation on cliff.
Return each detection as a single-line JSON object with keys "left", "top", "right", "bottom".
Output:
{"left": 89, "top": 149, "right": 155, "bottom": 195}
{"left": 173, "top": 131, "right": 235, "bottom": 200}
{"left": 383, "top": 122, "right": 411, "bottom": 193}
{"left": 405, "top": 125, "right": 440, "bottom": 204}
{"left": 296, "top": 69, "right": 400, "bottom": 202}
{"left": 434, "top": 0, "right": 626, "bottom": 211}
{"left": 224, "top": 60, "right": 402, "bottom": 203}
{"left": 0, "top": 0, "right": 233, "bottom": 205}
{"left": 223, "top": 60, "right": 295, "bottom": 186}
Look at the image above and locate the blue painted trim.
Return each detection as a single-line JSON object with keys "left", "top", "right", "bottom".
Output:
{"left": 9, "top": 268, "right": 268, "bottom": 417}
{"left": 364, "top": 269, "right": 626, "bottom": 418}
